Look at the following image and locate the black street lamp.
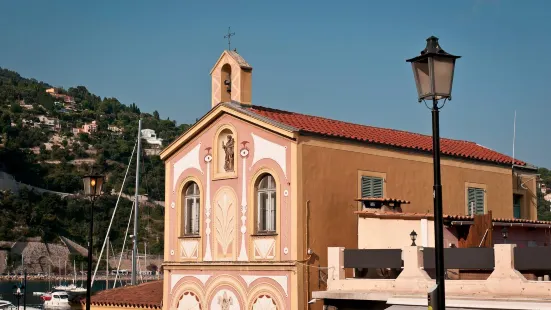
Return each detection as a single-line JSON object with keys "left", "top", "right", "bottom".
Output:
{"left": 13, "top": 283, "right": 24, "bottom": 310}
{"left": 82, "top": 175, "right": 104, "bottom": 310}
{"left": 407, "top": 36, "right": 460, "bottom": 310}
{"left": 410, "top": 230, "right": 418, "bottom": 246}
{"left": 502, "top": 227, "right": 509, "bottom": 243}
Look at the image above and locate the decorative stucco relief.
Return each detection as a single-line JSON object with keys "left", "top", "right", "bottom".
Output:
{"left": 252, "top": 295, "right": 277, "bottom": 310}
{"left": 250, "top": 134, "right": 286, "bottom": 178}
{"left": 173, "top": 143, "right": 203, "bottom": 192}
{"left": 204, "top": 148, "right": 213, "bottom": 261}
{"left": 238, "top": 142, "right": 249, "bottom": 261}
{"left": 214, "top": 187, "right": 237, "bottom": 260}
{"left": 212, "top": 70, "right": 221, "bottom": 106}
{"left": 253, "top": 237, "right": 276, "bottom": 260}
{"left": 210, "top": 290, "right": 240, "bottom": 310}
{"left": 241, "top": 275, "right": 289, "bottom": 296}
{"left": 231, "top": 67, "right": 241, "bottom": 102}
{"left": 170, "top": 274, "right": 212, "bottom": 292}
{"left": 180, "top": 239, "right": 199, "bottom": 259}
{"left": 177, "top": 292, "right": 201, "bottom": 310}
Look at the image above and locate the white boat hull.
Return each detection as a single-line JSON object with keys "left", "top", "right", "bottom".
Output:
{"left": 43, "top": 292, "right": 71, "bottom": 310}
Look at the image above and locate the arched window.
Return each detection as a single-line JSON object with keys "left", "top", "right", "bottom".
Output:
{"left": 256, "top": 174, "right": 276, "bottom": 233}
{"left": 183, "top": 182, "right": 200, "bottom": 236}
{"left": 221, "top": 63, "right": 232, "bottom": 102}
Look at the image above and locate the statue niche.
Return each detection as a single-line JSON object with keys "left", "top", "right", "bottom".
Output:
{"left": 215, "top": 127, "right": 237, "bottom": 177}
{"left": 222, "top": 135, "right": 235, "bottom": 172}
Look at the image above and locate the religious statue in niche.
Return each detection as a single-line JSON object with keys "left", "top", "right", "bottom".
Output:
{"left": 222, "top": 135, "right": 235, "bottom": 172}
{"left": 218, "top": 291, "right": 233, "bottom": 310}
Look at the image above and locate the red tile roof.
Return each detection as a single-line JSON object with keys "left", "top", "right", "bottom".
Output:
{"left": 80, "top": 280, "right": 162, "bottom": 309}
{"left": 247, "top": 105, "right": 526, "bottom": 166}
{"left": 356, "top": 210, "right": 551, "bottom": 225}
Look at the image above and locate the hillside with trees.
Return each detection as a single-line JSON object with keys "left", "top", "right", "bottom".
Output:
{"left": 537, "top": 168, "right": 551, "bottom": 221}
{"left": 0, "top": 67, "right": 192, "bottom": 255}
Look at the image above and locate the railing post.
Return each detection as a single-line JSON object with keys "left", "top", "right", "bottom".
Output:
{"left": 327, "top": 247, "right": 345, "bottom": 289}
{"left": 488, "top": 244, "right": 525, "bottom": 281}
{"left": 396, "top": 246, "right": 431, "bottom": 281}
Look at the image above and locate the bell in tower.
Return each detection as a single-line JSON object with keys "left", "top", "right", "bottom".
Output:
{"left": 210, "top": 50, "right": 252, "bottom": 108}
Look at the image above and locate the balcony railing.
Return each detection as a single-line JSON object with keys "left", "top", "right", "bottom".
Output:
{"left": 319, "top": 245, "right": 551, "bottom": 301}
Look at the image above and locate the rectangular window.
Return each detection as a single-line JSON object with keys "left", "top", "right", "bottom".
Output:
{"left": 258, "top": 192, "right": 268, "bottom": 232}
{"left": 467, "top": 187, "right": 485, "bottom": 215}
{"left": 257, "top": 191, "right": 276, "bottom": 233}
{"left": 513, "top": 194, "right": 522, "bottom": 219}
{"left": 361, "top": 176, "right": 384, "bottom": 198}
{"left": 184, "top": 197, "right": 200, "bottom": 235}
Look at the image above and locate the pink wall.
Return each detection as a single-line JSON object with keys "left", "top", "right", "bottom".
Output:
{"left": 492, "top": 226, "right": 551, "bottom": 247}
{"left": 168, "top": 269, "right": 292, "bottom": 309}
{"left": 166, "top": 113, "right": 293, "bottom": 261}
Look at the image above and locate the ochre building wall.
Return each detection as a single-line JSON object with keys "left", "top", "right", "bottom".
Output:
{"left": 298, "top": 136, "right": 536, "bottom": 309}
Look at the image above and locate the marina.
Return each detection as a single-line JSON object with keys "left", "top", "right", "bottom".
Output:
{"left": 0, "top": 279, "right": 156, "bottom": 308}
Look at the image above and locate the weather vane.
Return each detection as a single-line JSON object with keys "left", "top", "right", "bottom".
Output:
{"left": 224, "top": 27, "right": 235, "bottom": 51}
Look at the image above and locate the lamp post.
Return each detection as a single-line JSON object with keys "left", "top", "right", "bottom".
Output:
{"left": 13, "top": 283, "right": 24, "bottom": 310}
{"left": 23, "top": 269, "right": 27, "bottom": 310}
{"left": 410, "top": 230, "right": 418, "bottom": 246}
{"left": 82, "top": 175, "right": 105, "bottom": 310}
{"left": 407, "top": 36, "right": 460, "bottom": 310}
{"left": 502, "top": 227, "right": 509, "bottom": 244}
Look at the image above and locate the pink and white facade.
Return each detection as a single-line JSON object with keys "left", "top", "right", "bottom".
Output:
{"left": 161, "top": 51, "right": 300, "bottom": 310}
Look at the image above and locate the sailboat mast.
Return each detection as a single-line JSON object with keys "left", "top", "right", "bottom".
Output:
{"left": 144, "top": 242, "right": 147, "bottom": 277}
{"left": 106, "top": 237, "right": 109, "bottom": 289}
{"left": 132, "top": 119, "right": 142, "bottom": 285}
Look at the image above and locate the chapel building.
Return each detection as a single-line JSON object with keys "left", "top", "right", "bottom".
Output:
{"left": 160, "top": 50, "right": 537, "bottom": 310}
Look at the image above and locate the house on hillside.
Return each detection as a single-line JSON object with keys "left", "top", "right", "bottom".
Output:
{"left": 108, "top": 124, "right": 123, "bottom": 133}
{"left": 141, "top": 129, "right": 163, "bottom": 147}
{"left": 18, "top": 100, "right": 33, "bottom": 110}
{"left": 21, "top": 118, "right": 35, "bottom": 127}
{"left": 160, "top": 50, "right": 538, "bottom": 309}
{"left": 141, "top": 129, "right": 163, "bottom": 156}
{"left": 38, "top": 115, "right": 61, "bottom": 131}
{"left": 63, "top": 95, "right": 75, "bottom": 104}
{"left": 72, "top": 121, "right": 97, "bottom": 135}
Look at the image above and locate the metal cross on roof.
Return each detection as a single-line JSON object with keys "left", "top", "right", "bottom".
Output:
{"left": 224, "top": 27, "right": 235, "bottom": 51}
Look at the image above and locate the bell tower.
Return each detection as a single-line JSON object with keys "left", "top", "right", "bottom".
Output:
{"left": 210, "top": 50, "right": 252, "bottom": 108}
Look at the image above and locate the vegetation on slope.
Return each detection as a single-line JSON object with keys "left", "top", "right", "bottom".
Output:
{"left": 0, "top": 67, "right": 192, "bottom": 254}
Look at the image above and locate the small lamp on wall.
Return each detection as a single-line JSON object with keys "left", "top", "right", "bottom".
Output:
{"left": 410, "top": 230, "right": 418, "bottom": 246}
{"left": 502, "top": 227, "right": 509, "bottom": 244}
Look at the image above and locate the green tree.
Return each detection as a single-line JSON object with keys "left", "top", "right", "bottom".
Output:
{"left": 10, "top": 104, "right": 22, "bottom": 114}
{"left": 37, "top": 91, "right": 54, "bottom": 110}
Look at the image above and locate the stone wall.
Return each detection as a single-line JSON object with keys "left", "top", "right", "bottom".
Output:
{"left": 0, "top": 239, "right": 87, "bottom": 274}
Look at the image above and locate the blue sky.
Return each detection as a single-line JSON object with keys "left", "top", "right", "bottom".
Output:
{"left": 1, "top": 0, "right": 550, "bottom": 167}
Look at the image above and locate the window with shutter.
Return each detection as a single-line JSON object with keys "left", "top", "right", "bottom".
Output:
{"left": 361, "top": 176, "right": 384, "bottom": 198}
{"left": 467, "top": 187, "right": 485, "bottom": 215}
{"left": 513, "top": 195, "right": 522, "bottom": 219}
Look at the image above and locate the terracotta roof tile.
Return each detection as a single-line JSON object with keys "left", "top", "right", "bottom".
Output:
{"left": 355, "top": 211, "right": 551, "bottom": 225}
{"left": 80, "top": 280, "right": 162, "bottom": 309}
{"left": 227, "top": 50, "right": 252, "bottom": 69}
{"left": 247, "top": 105, "right": 526, "bottom": 166}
